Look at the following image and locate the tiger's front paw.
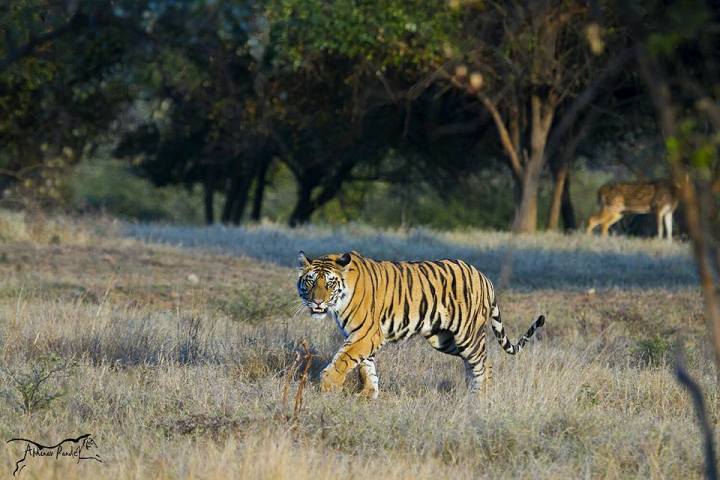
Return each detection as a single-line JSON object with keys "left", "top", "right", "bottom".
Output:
{"left": 320, "top": 367, "right": 344, "bottom": 392}
{"left": 359, "top": 385, "right": 379, "bottom": 399}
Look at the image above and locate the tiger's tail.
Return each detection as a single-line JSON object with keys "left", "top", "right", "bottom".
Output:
{"left": 489, "top": 301, "right": 545, "bottom": 355}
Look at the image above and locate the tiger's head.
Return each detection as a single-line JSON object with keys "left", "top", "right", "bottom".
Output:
{"left": 296, "top": 251, "right": 354, "bottom": 319}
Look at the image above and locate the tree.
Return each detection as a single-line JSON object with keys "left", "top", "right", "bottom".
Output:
{"left": 118, "top": 0, "right": 412, "bottom": 226}
{"left": 0, "top": 0, "right": 142, "bottom": 203}
{"left": 0, "top": 1, "right": 111, "bottom": 72}
{"left": 436, "top": 1, "right": 611, "bottom": 232}
{"left": 546, "top": 110, "right": 597, "bottom": 231}
{"left": 627, "top": 0, "right": 720, "bottom": 366}
{"left": 265, "top": 0, "right": 459, "bottom": 225}
{"left": 616, "top": 2, "right": 720, "bottom": 476}
{"left": 114, "top": 0, "right": 264, "bottom": 224}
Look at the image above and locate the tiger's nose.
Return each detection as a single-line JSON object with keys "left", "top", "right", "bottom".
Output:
{"left": 312, "top": 299, "right": 324, "bottom": 306}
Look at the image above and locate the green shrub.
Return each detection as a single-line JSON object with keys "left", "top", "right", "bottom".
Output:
{"left": 632, "top": 336, "right": 671, "bottom": 367}
{"left": 1, "top": 353, "right": 75, "bottom": 414}
{"left": 68, "top": 158, "right": 207, "bottom": 223}
{"left": 214, "top": 287, "right": 296, "bottom": 324}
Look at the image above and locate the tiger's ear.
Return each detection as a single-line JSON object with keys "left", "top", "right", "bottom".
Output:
{"left": 297, "top": 251, "right": 310, "bottom": 270}
{"left": 336, "top": 252, "right": 352, "bottom": 267}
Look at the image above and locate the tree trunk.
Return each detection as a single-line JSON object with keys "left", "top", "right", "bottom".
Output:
{"left": 203, "top": 166, "right": 214, "bottom": 225}
{"left": 560, "top": 173, "right": 576, "bottom": 231}
{"left": 547, "top": 107, "right": 597, "bottom": 231}
{"left": 287, "top": 173, "right": 350, "bottom": 227}
{"left": 289, "top": 181, "right": 314, "bottom": 227}
{"left": 251, "top": 157, "right": 270, "bottom": 222}
{"left": 548, "top": 157, "right": 578, "bottom": 231}
{"left": 512, "top": 158, "right": 542, "bottom": 233}
{"left": 222, "top": 147, "right": 266, "bottom": 225}
{"left": 221, "top": 173, "right": 253, "bottom": 225}
{"left": 547, "top": 163, "right": 568, "bottom": 230}
{"left": 286, "top": 152, "right": 359, "bottom": 227}
{"left": 229, "top": 173, "right": 255, "bottom": 225}
{"left": 221, "top": 173, "right": 241, "bottom": 224}
{"left": 512, "top": 95, "right": 555, "bottom": 233}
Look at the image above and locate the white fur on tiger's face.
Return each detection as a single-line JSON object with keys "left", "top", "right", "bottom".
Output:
{"left": 296, "top": 251, "right": 351, "bottom": 319}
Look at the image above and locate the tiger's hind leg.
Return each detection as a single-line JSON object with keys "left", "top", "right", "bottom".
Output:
{"left": 456, "top": 329, "right": 491, "bottom": 393}
{"left": 463, "top": 360, "right": 491, "bottom": 392}
{"left": 358, "top": 356, "right": 379, "bottom": 399}
{"left": 427, "top": 329, "right": 490, "bottom": 392}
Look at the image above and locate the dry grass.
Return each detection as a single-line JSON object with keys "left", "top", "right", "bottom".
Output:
{"left": 0, "top": 209, "right": 114, "bottom": 246}
{"left": 0, "top": 212, "right": 717, "bottom": 479}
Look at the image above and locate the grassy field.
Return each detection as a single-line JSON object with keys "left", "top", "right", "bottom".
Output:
{"left": 0, "top": 212, "right": 716, "bottom": 479}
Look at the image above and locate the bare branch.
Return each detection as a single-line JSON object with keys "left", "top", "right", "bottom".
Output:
{"left": 445, "top": 76, "right": 521, "bottom": 172}
{"left": 434, "top": 64, "right": 524, "bottom": 179}
{"left": 477, "top": 94, "right": 524, "bottom": 179}
{"left": 545, "top": 47, "right": 634, "bottom": 160}
{"left": 674, "top": 344, "right": 718, "bottom": 480}
{"left": 637, "top": 43, "right": 720, "bottom": 369}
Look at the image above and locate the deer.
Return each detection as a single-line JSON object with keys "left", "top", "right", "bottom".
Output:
{"left": 586, "top": 180, "right": 679, "bottom": 241}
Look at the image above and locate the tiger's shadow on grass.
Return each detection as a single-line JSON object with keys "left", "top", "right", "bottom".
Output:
{"left": 126, "top": 224, "right": 698, "bottom": 290}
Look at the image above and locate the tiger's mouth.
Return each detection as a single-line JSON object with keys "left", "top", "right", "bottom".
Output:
{"left": 309, "top": 306, "right": 327, "bottom": 315}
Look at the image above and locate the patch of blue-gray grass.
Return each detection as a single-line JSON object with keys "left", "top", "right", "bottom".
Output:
{"left": 124, "top": 223, "right": 697, "bottom": 290}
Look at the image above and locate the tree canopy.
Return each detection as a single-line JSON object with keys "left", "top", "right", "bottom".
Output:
{"left": 2, "top": 0, "right": 719, "bottom": 233}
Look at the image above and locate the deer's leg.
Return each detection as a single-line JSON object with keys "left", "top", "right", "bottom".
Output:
{"left": 663, "top": 210, "right": 673, "bottom": 241}
{"left": 656, "top": 210, "right": 665, "bottom": 239}
{"left": 586, "top": 213, "right": 600, "bottom": 234}
{"left": 600, "top": 210, "right": 623, "bottom": 236}
{"left": 587, "top": 208, "right": 610, "bottom": 234}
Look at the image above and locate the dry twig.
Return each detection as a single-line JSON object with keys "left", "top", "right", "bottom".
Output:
{"left": 674, "top": 343, "right": 718, "bottom": 480}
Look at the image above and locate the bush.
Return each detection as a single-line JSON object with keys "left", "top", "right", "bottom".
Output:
{"left": 1, "top": 353, "right": 75, "bottom": 414}
{"left": 68, "top": 158, "right": 207, "bottom": 223}
{"left": 632, "top": 336, "right": 671, "bottom": 367}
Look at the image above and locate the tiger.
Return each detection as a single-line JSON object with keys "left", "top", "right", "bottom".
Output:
{"left": 296, "top": 250, "right": 545, "bottom": 398}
